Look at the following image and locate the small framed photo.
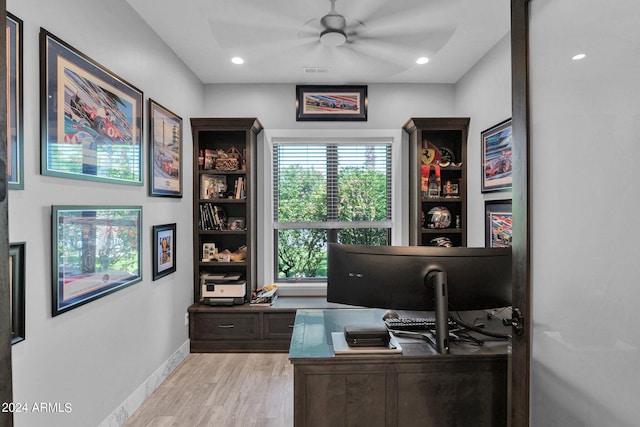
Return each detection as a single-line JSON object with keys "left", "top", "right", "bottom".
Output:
{"left": 153, "top": 223, "right": 176, "bottom": 280}
{"left": 485, "top": 199, "right": 512, "bottom": 248}
{"left": 296, "top": 85, "right": 367, "bottom": 121}
{"left": 228, "top": 217, "right": 245, "bottom": 230}
{"left": 481, "top": 118, "right": 512, "bottom": 192}
{"left": 442, "top": 180, "right": 460, "bottom": 198}
{"left": 9, "top": 242, "right": 26, "bottom": 344}
{"left": 149, "top": 99, "right": 183, "bottom": 197}
{"left": 202, "top": 243, "right": 216, "bottom": 262}
{"left": 40, "top": 29, "right": 143, "bottom": 185}
{"left": 51, "top": 206, "right": 142, "bottom": 316}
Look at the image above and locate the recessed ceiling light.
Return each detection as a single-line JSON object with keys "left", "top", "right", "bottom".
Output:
{"left": 572, "top": 53, "right": 586, "bottom": 61}
{"left": 416, "top": 57, "right": 429, "bottom": 65}
{"left": 231, "top": 57, "right": 244, "bottom": 65}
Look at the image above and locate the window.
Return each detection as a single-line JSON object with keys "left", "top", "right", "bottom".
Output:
{"left": 273, "top": 140, "right": 392, "bottom": 281}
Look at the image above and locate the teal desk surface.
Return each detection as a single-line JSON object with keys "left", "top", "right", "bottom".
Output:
{"left": 288, "top": 308, "right": 510, "bottom": 360}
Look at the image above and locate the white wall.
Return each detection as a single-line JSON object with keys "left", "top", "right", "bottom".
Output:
{"left": 529, "top": 1, "right": 640, "bottom": 426}
{"left": 454, "top": 34, "right": 512, "bottom": 246}
{"left": 7, "top": 1, "right": 203, "bottom": 426}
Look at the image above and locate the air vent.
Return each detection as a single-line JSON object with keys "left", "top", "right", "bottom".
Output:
{"left": 304, "top": 67, "right": 330, "bottom": 74}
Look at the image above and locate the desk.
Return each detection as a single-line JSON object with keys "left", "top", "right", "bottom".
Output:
{"left": 288, "top": 309, "right": 509, "bottom": 427}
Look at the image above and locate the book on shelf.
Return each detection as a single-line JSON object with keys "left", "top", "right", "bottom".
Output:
{"left": 249, "top": 285, "right": 278, "bottom": 306}
{"left": 204, "top": 149, "right": 217, "bottom": 170}
{"left": 199, "top": 203, "right": 228, "bottom": 230}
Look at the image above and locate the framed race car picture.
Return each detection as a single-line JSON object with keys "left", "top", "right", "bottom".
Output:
{"left": 485, "top": 199, "right": 512, "bottom": 248}
{"left": 40, "top": 29, "right": 143, "bottom": 185}
{"left": 481, "top": 118, "right": 512, "bottom": 192}
{"left": 149, "top": 99, "right": 183, "bottom": 197}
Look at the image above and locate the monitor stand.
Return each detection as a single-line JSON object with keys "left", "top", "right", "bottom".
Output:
{"left": 427, "top": 270, "right": 450, "bottom": 354}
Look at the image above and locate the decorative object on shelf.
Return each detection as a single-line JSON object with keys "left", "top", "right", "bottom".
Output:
{"left": 7, "top": 13, "right": 23, "bottom": 190}
{"left": 296, "top": 85, "right": 367, "bottom": 121}
{"left": 200, "top": 174, "right": 227, "bottom": 199}
{"left": 442, "top": 179, "right": 460, "bottom": 198}
{"left": 152, "top": 223, "right": 177, "bottom": 280}
{"left": 51, "top": 206, "right": 142, "bottom": 316}
{"left": 485, "top": 199, "right": 513, "bottom": 248}
{"left": 430, "top": 237, "right": 453, "bottom": 247}
{"left": 40, "top": 29, "right": 143, "bottom": 185}
{"left": 425, "top": 206, "right": 451, "bottom": 229}
{"left": 421, "top": 140, "right": 442, "bottom": 166}
{"left": 9, "top": 242, "right": 26, "bottom": 344}
{"left": 214, "top": 147, "right": 242, "bottom": 171}
{"left": 481, "top": 118, "right": 513, "bottom": 192}
{"left": 228, "top": 217, "right": 246, "bottom": 230}
{"left": 149, "top": 99, "right": 183, "bottom": 197}
{"left": 250, "top": 285, "right": 278, "bottom": 306}
{"left": 202, "top": 243, "right": 217, "bottom": 261}
{"left": 438, "top": 146, "right": 455, "bottom": 167}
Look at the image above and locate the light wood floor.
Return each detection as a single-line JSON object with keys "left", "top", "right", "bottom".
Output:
{"left": 124, "top": 353, "right": 293, "bottom": 427}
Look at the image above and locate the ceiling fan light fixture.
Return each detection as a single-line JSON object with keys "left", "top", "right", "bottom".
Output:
{"left": 320, "top": 29, "right": 347, "bottom": 47}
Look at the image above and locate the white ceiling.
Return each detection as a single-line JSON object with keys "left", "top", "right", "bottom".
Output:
{"left": 126, "top": 0, "right": 510, "bottom": 85}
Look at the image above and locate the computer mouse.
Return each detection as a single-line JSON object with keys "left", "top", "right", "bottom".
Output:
{"left": 382, "top": 310, "right": 399, "bottom": 320}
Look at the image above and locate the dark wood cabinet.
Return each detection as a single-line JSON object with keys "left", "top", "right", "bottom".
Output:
{"left": 403, "top": 118, "right": 470, "bottom": 247}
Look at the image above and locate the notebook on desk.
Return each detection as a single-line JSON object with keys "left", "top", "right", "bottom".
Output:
{"left": 331, "top": 332, "right": 403, "bottom": 355}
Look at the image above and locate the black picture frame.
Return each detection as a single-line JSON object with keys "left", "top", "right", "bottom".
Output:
{"left": 9, "top": 242, "right": 26, "bottom": 344}
{"left": 152, "top": 223, "right": 177, "bottom": 280}
{"left": 296, "top": 85, "right": 368, "bottom": 121}
{"left": 481, "top": 118, "right": 513, "bottom": 192}
{"left": 40, "top": 29, "right": 143, "bottom": 185}
{"left": 149, "top": 99, "right": 183, "bottom": 197}
{"left": 51, "top": 206, "right": 143, "bottom": 316}
{"left": 7, "top": 13, "right": 24, "bottom": 190}
{"left": 485, "top": 199, "right": 513, "bottom": 248}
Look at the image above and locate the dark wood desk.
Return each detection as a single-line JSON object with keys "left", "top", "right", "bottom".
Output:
{"left": 288, "top": 309, "right": 508, "bottom": 427}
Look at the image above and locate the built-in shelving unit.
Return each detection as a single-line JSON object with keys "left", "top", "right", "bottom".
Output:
{"left": 404, "top": 118, "right": 470, "bottom": 247}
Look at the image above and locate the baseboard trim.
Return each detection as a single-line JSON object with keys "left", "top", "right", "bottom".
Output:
{"left": 98, "top": 340, "right": 190, "bottom": 427}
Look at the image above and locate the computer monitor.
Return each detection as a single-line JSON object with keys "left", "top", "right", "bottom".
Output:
{"left": 327, "top": 243, "right": 512, "bottom": 311}
{"left": 327, "top": 243, "right": 512, "bottom": 353}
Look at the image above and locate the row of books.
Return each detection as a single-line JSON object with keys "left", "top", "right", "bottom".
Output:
{"left": 199, "top": 203, "right": 227, "bottom": 230}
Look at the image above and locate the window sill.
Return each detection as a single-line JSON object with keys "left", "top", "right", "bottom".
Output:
{"left": 275, "top": 282, "right": 327, "bottom": 297}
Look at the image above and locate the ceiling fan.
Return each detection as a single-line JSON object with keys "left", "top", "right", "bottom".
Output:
{"left": 315, "top": 0, "right": 359, "bottom": 47}
{"left": 206, "top": 0, "right": 459, "bottom": 78}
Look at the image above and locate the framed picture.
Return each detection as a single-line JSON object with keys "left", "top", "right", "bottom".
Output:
{"left": 9, "top": 242, "right": 26, "bottom": 344}
{"left": 485, "top": 199, "right": 513, "bottom": 248}
{"left": 7, "top": 13, "right": 23, "bottom": 189}
{"left": 481, "top": 118, "right": 512, "bottom": 192}
{"left": 296, "top": 85, "right": 367, "bottom": 121}
{"left": 152, "top": 223, "right": 176, "bottom": 280}
{"left": 149, "top": 99, "right": 183, "bottom": 197}
{"left": 40, "top": 29, "right": 143, "bottom": 185}
{"left": 51, "top": 206, "right": 142, "bottom": 316}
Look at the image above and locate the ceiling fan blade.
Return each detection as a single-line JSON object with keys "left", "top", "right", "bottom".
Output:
{"left": 351, "top": 27, "right": 457, "bottom": 57}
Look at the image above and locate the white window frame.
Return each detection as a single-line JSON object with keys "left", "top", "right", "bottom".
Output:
{"left": 257, "top": 129, "right": 407, "bottom": 296}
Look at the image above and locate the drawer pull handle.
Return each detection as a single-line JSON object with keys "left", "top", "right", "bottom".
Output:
{"left": 218, "top": 324, "right": 235, "bottom": 328}
{"left": 288, "top": 324, "right": 295, "bottom": 328}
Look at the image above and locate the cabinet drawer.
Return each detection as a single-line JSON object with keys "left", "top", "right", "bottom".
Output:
{"left": 192, "top": 313, "right": 260, "bottom": 340}
{"left": 264, "top": 312, "right": 296, "bottom": 339}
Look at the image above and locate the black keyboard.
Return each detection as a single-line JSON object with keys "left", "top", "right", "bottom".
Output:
{"left": 384, "top": 317, "right": 455, "bottom": 331}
